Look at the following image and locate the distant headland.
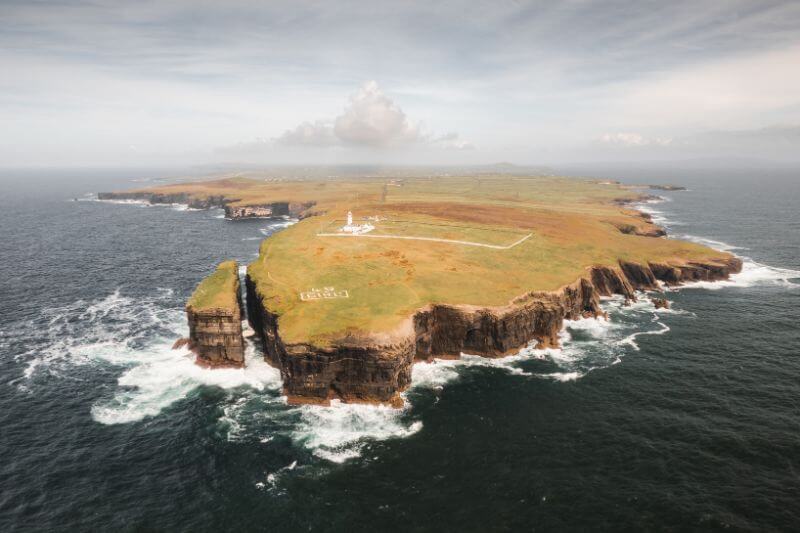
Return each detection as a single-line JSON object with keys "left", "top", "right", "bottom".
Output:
{"left": 100, "top": 174, "right": 741, "bottom": 407}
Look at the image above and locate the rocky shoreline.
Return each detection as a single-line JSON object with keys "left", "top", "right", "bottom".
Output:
{"left": 97, "top": 191, "right": 316, "bottom": 220}
{"left": 244, "top": 255, "right": 742, "bottom": 407}
{"left": 150, "top": 185, "right": 741, "bottom": 408}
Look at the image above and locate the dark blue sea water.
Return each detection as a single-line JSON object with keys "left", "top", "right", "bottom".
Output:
{"left": 1, "top": 167, "right": 799, "bottom": 532}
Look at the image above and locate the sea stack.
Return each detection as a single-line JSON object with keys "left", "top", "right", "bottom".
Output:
{"left": 186, "top": 261, "right": 245, "bottom": 368}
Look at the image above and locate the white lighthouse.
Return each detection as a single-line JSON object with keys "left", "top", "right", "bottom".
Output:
{"left": 340, "top": 210, "right": 375, "bottom": 235}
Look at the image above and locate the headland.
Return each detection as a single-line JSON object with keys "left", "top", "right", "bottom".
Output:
{"left": 101, "top": 174, "right": 741, "bottom": 407}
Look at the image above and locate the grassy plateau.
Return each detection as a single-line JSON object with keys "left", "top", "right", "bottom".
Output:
{"left": 187, "top": 260, "right": 240, "bottom": 311}
{"left": 134, "top": 174, "right": 733, "bottom": 347}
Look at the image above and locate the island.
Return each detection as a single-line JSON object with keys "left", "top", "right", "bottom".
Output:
{"left": 101, "top": 174, "right": 741, "bottom": 407}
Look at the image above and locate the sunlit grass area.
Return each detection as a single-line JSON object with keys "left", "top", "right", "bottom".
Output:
{"left": 126, "top": 174, "right": 733, "bottom": 346}
{"left": 187, "top": 261, "right": 239, "bottom": 311}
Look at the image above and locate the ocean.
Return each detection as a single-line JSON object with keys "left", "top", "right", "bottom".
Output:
{"left": 1, "top": 167, "right": 798, "bottom": 531}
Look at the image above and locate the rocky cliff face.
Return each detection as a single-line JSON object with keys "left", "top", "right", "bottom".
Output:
{"left": 225, "top": 205, "right": 274, "bottom": 218}
{"left": 612, "top": 221, "right": 668, "bottom": 238}
{"left": 224, "top": 201, "right": 316, "bottom": 219}
{"left": 187, "top": 278, "right": 245, "bottom": 368}
{"left": 98, "top": 191, "right": 228, "bottom": 209}
{"left": 246, "top": 257, "right": 742, "bottom": 407}
{"left": 415, "top": 278, "right": 601, "bottom": 358}
{"left": 245, "top": 275, "right": 412, "bottom": 406}
{"left": 98, "top": 191, "right": 317, "bottom": 220}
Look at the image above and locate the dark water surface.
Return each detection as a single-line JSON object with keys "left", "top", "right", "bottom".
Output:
{"left": 1, "top": 167, "right": 799, "bottom": 532}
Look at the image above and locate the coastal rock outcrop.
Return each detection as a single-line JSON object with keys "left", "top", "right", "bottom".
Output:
{"left": 98, "top": 191, "right": 318, "bottom": 220}
{"left": 224, "top": 201, "right": 317, "bottom": 219}
{"left": 186, "top": 261, "right": 245, "bottom": 368}
{"left": 245, "top": 256, "right": 741, "bottom": 407}
{"left": 414, "top": 278, "right": 602, "bottom": 358}
{"left": 612, "top": 219, "right": 667, "bottom": 238}
{"left": 651, "top": 298, "right": 670, "bottom": 309}
{"left": 649, "top": 184, "right": 687, "bottom": 191}
{"left": 187, "top": 305, "right": 245, "bottom": 368}
{"left": 245, "top": 275, "right": 412, "bottom": 406}
{"left": 98, "top": 191, "right": 228, "bottom": 209}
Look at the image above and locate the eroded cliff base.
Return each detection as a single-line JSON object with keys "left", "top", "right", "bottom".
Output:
{"left": 186, "top": 261, "right": 246, "bottom": 368}
{"left": 245, "top": 256, "right": 742, "bottom": 408}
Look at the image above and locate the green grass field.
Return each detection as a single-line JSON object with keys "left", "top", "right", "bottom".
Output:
{"left": 131, "top": 174, "right": 733, "bottom": 346}
{"left": 317, "top": 216, "right": 530, "bottom": 247}
{"left": 187, "top": 261, "right": 239, "bottom": 311}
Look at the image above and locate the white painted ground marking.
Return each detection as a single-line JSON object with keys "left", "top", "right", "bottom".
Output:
{"left": 300, "top": 286, "right": 350, "bottom": 301}
{"left": 314, "top": 232, "right": 532, "bottom": 250}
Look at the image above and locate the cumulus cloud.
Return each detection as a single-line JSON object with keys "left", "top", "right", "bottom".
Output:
{"left": 275, "top": 120, "right": 336, "bottom": 146}
{"left": 333, "top": 81, "right": 421, "bottom": 146}
{"left": 276, "top": 81, "right": 470, "bottom": 150}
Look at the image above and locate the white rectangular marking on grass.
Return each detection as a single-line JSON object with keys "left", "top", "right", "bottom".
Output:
{"left": 314, "top": 232, "right": 532, "bottom": 250}
{"left": 300, "top": 287, "right": 350, "bottom": 301}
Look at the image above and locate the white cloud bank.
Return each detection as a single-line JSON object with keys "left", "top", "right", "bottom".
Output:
{"left": 275, "top": 81, "right": 472, "bottom": 150}
{"left": 598, "top": 133, "right": 673, "bottom": 147}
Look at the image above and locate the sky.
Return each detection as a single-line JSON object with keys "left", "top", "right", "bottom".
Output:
{"left": 2, "top": 0, "right": 800, "bottom": 167}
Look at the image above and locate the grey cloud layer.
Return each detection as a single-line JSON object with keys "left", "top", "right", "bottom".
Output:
{"left": 1, "top": 1, "right": 800, "bottom": 165}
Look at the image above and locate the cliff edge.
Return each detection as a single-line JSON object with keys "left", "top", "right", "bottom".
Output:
{"left": 246, "top": 256, "right": 742, "bottom": 407}
{"left": 186, "top": 261, "right": 245, "bottom": 368}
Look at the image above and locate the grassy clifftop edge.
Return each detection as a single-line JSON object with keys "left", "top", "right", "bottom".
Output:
{"left": 187, "top": 260, "right": 240, "bottom": 312}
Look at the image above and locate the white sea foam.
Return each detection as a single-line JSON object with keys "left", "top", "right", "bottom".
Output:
{"left": 636, "top": 196, "right": 685, "bottom": 228}
{"left": 257, "top": 460, "right": 301, "bottom": 492}
{"left": 670, "top": 235, "right": 799, "bottom": 290}
{"left": 93, "top": 198, "right": 151, "bottom": 207}
{"left": 618, "top": 320, "right": 670, "bottom": 351}
{"left": 19, "top": 289, "right": 674, "bottom": 464}
{"left": 17, "top": 289, "right": 182, "bottom": 380}
{"left": 636, "top": 197, "right": 799, "bottom": 291}
{"left": 291, "top": 401, "right": 423, "bottom": 463}
{"left": 677, "top": 260, "right": 800, "bottom": 291}
{"left": 92, "top": 343, "right": 282, "bottom": 425}
{"left": 677, "top": 234, "right": 746, "bottom": 252}
{"left": 259, "top": 218, "right": 298, "bottom": 236}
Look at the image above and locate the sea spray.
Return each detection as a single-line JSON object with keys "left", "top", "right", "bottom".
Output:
{"left": 91, "top": 342, "right": 282, "bottom": 425}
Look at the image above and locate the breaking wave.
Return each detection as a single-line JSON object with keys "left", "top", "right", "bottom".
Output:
{"left": 14, "top": 188, "right": 797, "bottom": 468}
{"left": 291, "top": 402, "right": 423, "bottom": 463}
{"left": 91, "top": 343, "right": 282, "bottom": 425}
{"left": 259, "top": 218, "right": 298, "bottom": 236}
{"left": 636, "top": 198, "right": 799, "bottom": 290}
{"left": 15, "top": 289, "right": 184, "bottom": 383}
{"left": 11, "top": 286, "right": 706, "bottom": 464}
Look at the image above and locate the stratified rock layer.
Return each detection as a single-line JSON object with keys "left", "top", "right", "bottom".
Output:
{"left": 187, "top": 269, "right": 245, "bottom": 368}
{"left": 97, "top": 190, "right": 316, "bottom": 220}
{"left": 98, "top": 191, "right": 227, "bottom": 209}
{"left": 245, "top": 276, "right": 412, "bottom": 406}
{"left": 224, "top": 201, "right": 316, "bottom": 219}
{"left": 246, "top": 256, "right": 742, "bottom": 406}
